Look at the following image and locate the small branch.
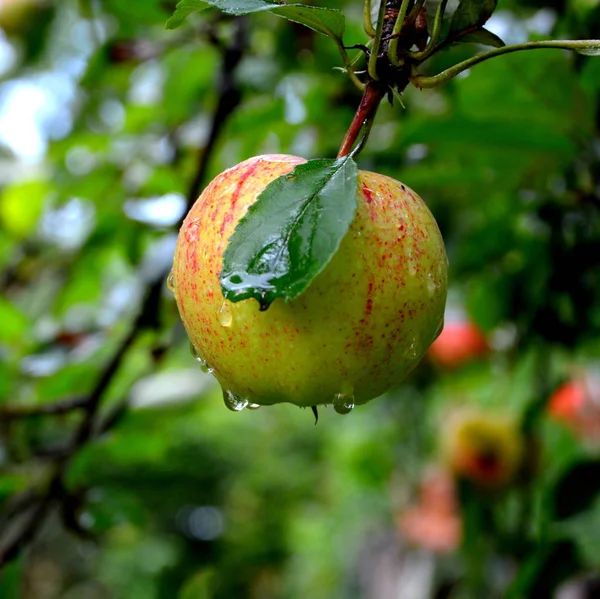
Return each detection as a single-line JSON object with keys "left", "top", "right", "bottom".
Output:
{"left": 367, "top": 0, "right": 389, "bottom": 80}
{"left": 337, "top": 80, "right": 386, "bottom": 158}
{"left": 0, "top": 17, "right": 250, "bottom": 570}
{"left": 0, "top": 396, "right": 88, "bottom": 420}
{"left": 407, "top": 0, "right": 448, "bottom": 62}
{"left": 363, "top": 0, "right": 375, "bottom": 37}
{"left": 185, "top": 18, "right": 247, "bottom": 211}
{"left": 411, "top": 39, "right": 600, "bottom": 89}
{"left": 387, "top": 0, "right": 413, "bottom": 66}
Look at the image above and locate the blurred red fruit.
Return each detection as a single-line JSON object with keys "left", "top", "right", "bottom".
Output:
{"left": 428, "top": 320, "right": 488, "bottom": 368}
{"left": 441, "top": 408, "right": 524, "bottom": 489}
{"left": 397, "top": 468, "right": 461, "bottom": 554}
{"left": 548, "top": 374, "right": 600, "bottom": 443}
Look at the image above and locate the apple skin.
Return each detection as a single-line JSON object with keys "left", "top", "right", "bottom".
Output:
{"left": 171, "top": 154, "right": 447, "bottom": 408}
{"left": 428, "top": 320, "right": 488, "bottom": 368}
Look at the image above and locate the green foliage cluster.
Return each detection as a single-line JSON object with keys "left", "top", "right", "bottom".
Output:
{"left": 0, "top": 0, "right": 599, "bottom": 597}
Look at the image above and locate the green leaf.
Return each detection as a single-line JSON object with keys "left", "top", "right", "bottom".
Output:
{"left": 0, "top": 297, "right": 30, "bottom": 346}
{"left": 458, "top": 27, "right": 505, "bottom": 48}
{"left": 220, "top": 156, "right": 358, "bottom": 309}
{"left": 0, "top": 180, "right": 48, "bottom": 238}
{"left": 449, "top": 0, "right": 497, "bottom": 37}
{"left": 270, "top": 5, "right": 345, "bottom": 41}
{"left": 166, "top": 0, "right": 280, "bottom": 29}
{"left": 166, "top": 1, "right": 210, "bottom": 30}
{"left": 166, "top": 0, "right": 344, "bottom": 43}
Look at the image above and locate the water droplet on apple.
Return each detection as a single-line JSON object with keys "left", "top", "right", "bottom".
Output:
{"left": 404, "top": 340, "right": 419, "bottom": 359}
{"left": 405, "top": 247, "right": 417, "bottom": 275}
{"left": 217, "top": 301, "right": 233, "bottom": 327}
{"left": 223, "top": 389, "right": 248, "bottom": 412}
{"left": 167, "top": 271, "right": 176, "bottom": 292}
{"left": 426, "top": 273, "right": 437, "bottom": 296}
{"left": 190, "top": 342, "right": 214, "bottom": 373}
{"left": 185, "top": 218, "right": 201, "bottom": 243}
{"left": 333, "top": 392, "right": 355, "bottom": 415}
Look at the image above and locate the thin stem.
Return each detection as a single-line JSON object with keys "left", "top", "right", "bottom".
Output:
{"left": 0, "top": 396, "right": 88, "bottom": 420}
{"left": 367, "top": 0, "right": 389, "bottom": 80}
{"left": 411, "top": 39, "right": 600, "bottom": 88}
{"left": 407, "top": 0, "right": 448, "bottom": 62}
{"left": 336, "top": 41, "right": 366, "bottom": 90}
{"left": 364, "top": 0, "right": 375, "bottom": 37}
{"left": 388, "top": 0, "right": 412, "bottom": 66}
{"left": 337, "top": 81, "right": 386, "bottom": 158}
{"left": 349, "top": 113, "right": 377, "bottom": 159}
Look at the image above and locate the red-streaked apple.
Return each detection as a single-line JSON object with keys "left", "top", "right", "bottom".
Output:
{"left": 170, "top": 154, "right": 447, "bottom": 411}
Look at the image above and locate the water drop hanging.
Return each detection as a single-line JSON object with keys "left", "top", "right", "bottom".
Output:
{"left": 190, "top": 342, "right": 213, "bottom": 373}
{"left": 223, "top": 389, "right": 248, "bottom": 412}
{"left": 333, "top": 392, "right": 355, "bottom": 415}
{"left": 167, "top": 271, "right": 176, "bottom": 292}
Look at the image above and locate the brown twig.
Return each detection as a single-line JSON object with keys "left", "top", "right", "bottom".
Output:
{"left": 0, "top": 17, "right": 248, "bottom": 570}
{"left": 0, "top": 396, "right": 88, "bottom": 420}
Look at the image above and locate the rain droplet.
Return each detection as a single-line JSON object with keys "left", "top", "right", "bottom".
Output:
{"left": 404, "top": 340, "right": 419, "bottom": 359}
{"left": 185, "top": 218, "right": 201, "bottom": 243}
{"left": 190, "top": 342, "right": 214, "bottom": 373}
{"left": 167, "top": 271, "right": 176, "bottom": 292}
{"left": 217, "top": 301, "right": 233, "bottom": 327}
{"left": 426, "top": 273, "right": 437, "bottom": 296}
{"left": 333, "top": 392, "right": 355, "bottom": 415}
{"left": 247, "top": 403, "right": 261, "bottom": 410}
{"left": 223, "top": 389, "right": 248, "bottom": 412}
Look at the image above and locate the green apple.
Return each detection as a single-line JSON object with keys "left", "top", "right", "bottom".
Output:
{"left": 171, "top": 154, "right": 447, "bottom": 412}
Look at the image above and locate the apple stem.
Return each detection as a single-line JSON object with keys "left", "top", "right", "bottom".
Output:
{"left": 337, "top": 80, "right": 386, "bottom": 159}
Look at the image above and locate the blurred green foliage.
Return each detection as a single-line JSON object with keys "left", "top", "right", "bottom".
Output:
{"left": 0, "top": 0, "right": 599, "bottom": 597}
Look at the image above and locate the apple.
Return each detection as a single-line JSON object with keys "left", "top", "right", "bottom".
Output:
{"left": 170, "top": 154, "right": 447, "bottom": 411}
{"left": 428, "top": 319, "right": 488, "bottom": 368}
{"left": 548, "top": 374, "right": 600, "bottom": 442}
{"left": 441, "top": 407, "right": 524, "bottom": 488}
{"left": 397, "top": 467, "right": 461, "bottom": 553}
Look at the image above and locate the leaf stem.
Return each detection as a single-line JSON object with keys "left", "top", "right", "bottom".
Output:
{"left": 337, "top": 80, "right": 386, "bottom": 158}
{"left": 387, "top": 0, "right": 412, "bottom": 66}
{"left": 363, "top": 0, "right": 375, "bottom": 37}
{"left": 411, "top": 39, "right": 600, "bottom": 88}
{"left": 407, "top": 0, "right": 448, "bottom": 62}
{"left": 336, "top": 41, "right": 366, "bottom": 90}
{"left": 367, "top": 0, "right": 389, "bottom": 80}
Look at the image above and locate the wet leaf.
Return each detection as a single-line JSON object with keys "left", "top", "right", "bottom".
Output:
{"left": 270, "top": 5, "right": 345, "bottom": 41}
{"left": 449, "top": 0, "right": 497, "bottom": 38}
{"left": 166, "top": 0, "right": 279, "bottom": 29}
{"left": 167, "top": 0, "right": 344, "bottom": 43}
{"left": 458, "top": 27, "right": 505, "bottom": 48}
{"left": 220, "top": 156, "right": 358, "bottom": 308}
